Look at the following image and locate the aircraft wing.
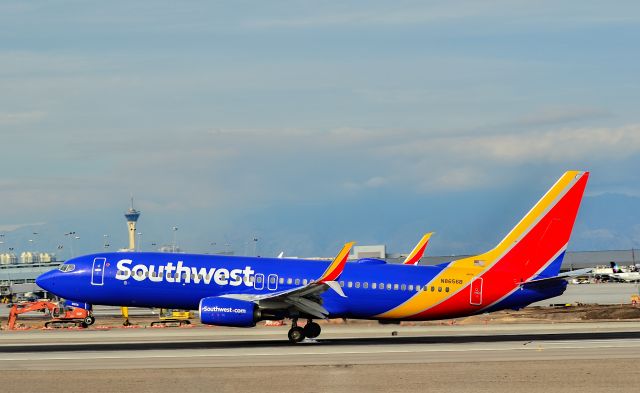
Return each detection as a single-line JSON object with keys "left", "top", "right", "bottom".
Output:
{"left": 519, "top": 268, "right": 593, "bottom": 287}
{"left": 221, "top": 242, "right": 354, "bottom": 319}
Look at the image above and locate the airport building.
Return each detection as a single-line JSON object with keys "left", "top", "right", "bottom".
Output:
{"left": 1, "top": 260, "right": 61, "bottom": 302}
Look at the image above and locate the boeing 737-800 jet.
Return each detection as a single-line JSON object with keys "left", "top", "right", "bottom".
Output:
{"left": 37, "top": 171, "right": 590, "bottom": 343}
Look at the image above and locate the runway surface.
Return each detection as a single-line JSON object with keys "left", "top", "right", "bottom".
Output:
{"left": 2, "top": 322, "right": 640, "bottom": 370}
{"left": 2, "top": 323, "right": 640, "bottom": 393}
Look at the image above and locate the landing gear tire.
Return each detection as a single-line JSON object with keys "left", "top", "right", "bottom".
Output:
{"left": 303, "top": 322, "right": 321, "bottom": 339}
{"left": 84, "top": 316, "right": 95, "bottom": 326}
{"left": 288, "top": 326, "right": 306, "bottom": 343}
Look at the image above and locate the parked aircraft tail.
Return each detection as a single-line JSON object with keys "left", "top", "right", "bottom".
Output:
{"left": 403, "top": 233, "right": 433, "bottom": 265}
{"left": 610, "top": 261, "right": 623, "bottom": 273}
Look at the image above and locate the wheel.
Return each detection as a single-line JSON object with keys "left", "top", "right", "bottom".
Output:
{"left": 303, "top": 322, "right": 321, "bottom": 339}
{"left": 84, "top": 316, "right": 95, "bottom": 325}
{"left": 287, "top": 326, "right": 306, "bottom": 343}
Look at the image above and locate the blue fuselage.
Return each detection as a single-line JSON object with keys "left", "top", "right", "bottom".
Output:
{"left": 37, "top": 252, "right": 565, "bottom": 320}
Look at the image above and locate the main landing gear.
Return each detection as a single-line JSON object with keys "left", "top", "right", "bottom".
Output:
{"left": 287, "top": 319, "right": 322, "bottom": 343}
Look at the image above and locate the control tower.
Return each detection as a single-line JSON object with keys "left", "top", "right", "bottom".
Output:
{"left": 124, "top": 198, "right": 141, "bottom": 251}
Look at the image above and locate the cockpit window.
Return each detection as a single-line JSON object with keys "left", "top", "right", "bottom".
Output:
{"left": 58, "top": 264, "right": 76, "bottom": 273}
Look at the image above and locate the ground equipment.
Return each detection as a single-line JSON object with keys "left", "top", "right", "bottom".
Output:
{"left": 150, "top": 308, "right": 193, "bottom": 327}
{"left": 7, "top": 300, "right": 95, "bottom": 329}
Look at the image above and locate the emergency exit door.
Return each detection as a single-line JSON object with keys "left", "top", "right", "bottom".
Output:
{"left": 470, "top": 277, "right": 483, "bottom": 305}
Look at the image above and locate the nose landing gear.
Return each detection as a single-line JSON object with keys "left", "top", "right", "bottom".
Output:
{"left": 287, "top": 319, "right": 322, "bottom": 343}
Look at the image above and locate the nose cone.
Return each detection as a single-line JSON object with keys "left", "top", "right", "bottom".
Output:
{"left": 36, "top": 270, "right": 58, "bottom": 293}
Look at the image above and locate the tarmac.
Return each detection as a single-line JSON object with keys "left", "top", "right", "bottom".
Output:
{"left": 1, "top": 283, "right": 640, "bottom": 392}
{"left": 530, "top": 282, "right": 640, "bottom": 306}
{"left": 1, "top": 322, "right": 640, "bottom": 392}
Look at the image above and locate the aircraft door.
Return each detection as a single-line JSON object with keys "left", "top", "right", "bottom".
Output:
{"left": 470, "top": 277, "right": 483, "bottom": 305}
{"left": 267, "top": 274, "right": 278, "bottom": 291}
{"left": 91, "top": 257, "right": 106, "bottom": 286}
{"left": 254, "top": 273, "right": 265, "bottom": 290}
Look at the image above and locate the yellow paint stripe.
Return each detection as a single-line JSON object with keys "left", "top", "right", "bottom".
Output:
{"left": 377, "top": 171, "right": 581, "bottom": 319}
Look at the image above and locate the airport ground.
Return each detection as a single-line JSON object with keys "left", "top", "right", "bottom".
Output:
{"left": 1, "top": 282, "right": 640, "bottom": 392}
{"left": 1, "top": 323, "right": 640, "bottom": 392}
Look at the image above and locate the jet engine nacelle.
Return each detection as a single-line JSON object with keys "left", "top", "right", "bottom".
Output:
{"left": 199, "top": 297, "right": 259, "bottom": 327}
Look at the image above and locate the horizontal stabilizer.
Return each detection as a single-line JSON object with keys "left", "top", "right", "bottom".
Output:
{"left": 520, "top": 268, "right": 593, "bottom": 287}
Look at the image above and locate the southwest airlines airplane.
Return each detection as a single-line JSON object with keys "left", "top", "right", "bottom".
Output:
{"left": 37, "top": 171, "right": 589, "bottom": 343}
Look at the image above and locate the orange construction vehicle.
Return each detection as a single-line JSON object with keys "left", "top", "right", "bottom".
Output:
{"left": 7, "top": 300, "right": 95, "bottom": 330}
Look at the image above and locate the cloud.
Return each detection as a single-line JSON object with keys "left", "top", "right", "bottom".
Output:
{"left": 242, "top": 1, "right": 640, "bottom": 30}
{"left": 344, "top": 176, "right": 388, "bottom": 191}
{"left": 0, "top": 111, "right": 46, "bottom": 125}
{"left": 580, "top": 228, "right": 616, "bottom": 240}
{"left": 0, "top": 222, "right": 46, "bottom": 232}
{"left": 418, "top": 167, "right": 490, "bottom": 193}
{"left": 460, "top": 125, "right": 640, "bottom": 163}
{"left": 385, "top": 124, "right": 640, "bottom": 165}
{"left": 508, "top": 107, "right": 611, "bottom": 128}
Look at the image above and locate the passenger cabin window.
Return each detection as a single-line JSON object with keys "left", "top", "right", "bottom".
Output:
{"left": 363, "top": 282, "right": 369, "bottom": 289}
{"left": 372, "top": 283, "right": 377, "bottom": 289}
{"left": 269, "top": 276, "right": 276, "bottom": 284}
{"left": 408, "top": 285, "right": 413, "bottom": 291}
{"left": 393, "top": 284, "right": 399, "bottom": 290}
{"left": 355, "top": 282, "right": 360, "bottom": 288}
{"left": 295, "top": 278, "right": 300, "bottom": 285}
{"left": 303, "top": 279, "right": 308, "bottom": 285}
{"left": 279, "top": 278, "right": 284, "bottom": 284}
{"left": 287, "top": 278, "right": 292, "bottom": 285}
{"left": 348, "top": 282, "right": 353, "bottom": 288}
{"left": 386, "top": 283, "right": 391, "bottom": 290}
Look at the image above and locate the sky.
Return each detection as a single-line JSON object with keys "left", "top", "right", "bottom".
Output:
{"left": 1, "top": 1, "right": 640, "bottom": 259}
